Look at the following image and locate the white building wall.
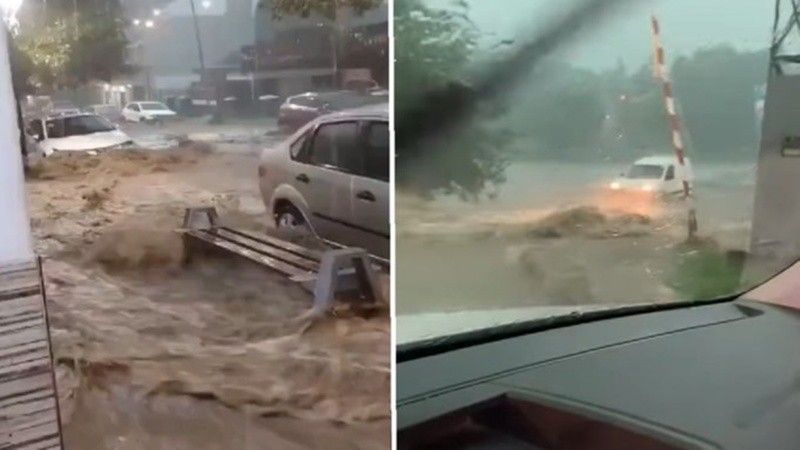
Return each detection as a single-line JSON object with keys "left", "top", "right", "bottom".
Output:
{"left": 0, "top": 27, "right": 33, "bottom": 265}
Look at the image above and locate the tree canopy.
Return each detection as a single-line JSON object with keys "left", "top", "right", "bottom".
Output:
{"left": 395, "top": 0, "right": 769, "bottom": 198}
{"left": 264, "top": 0, "right": 383, "bottom": 20}
{"left": 395, "top": 0, "right": 511, "bottom": 199}
{"left": 13, "top": 0, "right": 131, "bottom": 91}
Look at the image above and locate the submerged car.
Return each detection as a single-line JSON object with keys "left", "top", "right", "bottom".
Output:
{"left": 122, "top": 101, "right": 177, "bottom": 123}
{"left": 609, "top": 155, "right": 695, "bottom": 196}
{"left": 27, "top": 113, "right": 134, "bottom": 156}
{"left": 259, "top": 103, "right": 390, "bottom": 260}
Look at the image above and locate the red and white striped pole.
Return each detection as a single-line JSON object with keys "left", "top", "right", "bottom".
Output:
{"left": 650, "top": 15, "right": 698, "bottom": 238}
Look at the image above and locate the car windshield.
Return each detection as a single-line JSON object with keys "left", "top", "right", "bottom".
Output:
{"left": 140, "top": 102, "right": 169, "bottom": 111}
{"left": 626, "top": 164, "right": 664, "bottom": 180}
{"left": 46, "top": 115, "right": 115, "bottom": 138}
{"left": 395, "top": 0, "right": 780, "bottom": 344}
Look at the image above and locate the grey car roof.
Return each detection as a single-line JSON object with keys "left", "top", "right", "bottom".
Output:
{"left": 320, "top": 102, "right": 389, "bottom": 121}
{"left": 44, "top": 112, "right": 100, "bottom": 120}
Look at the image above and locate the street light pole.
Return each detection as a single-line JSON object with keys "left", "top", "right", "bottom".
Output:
{"left": 188, "top": 0, "right": 206, "bottom": 78}
{"left": 332, "top": 0, "right": 341, "bottom": 86}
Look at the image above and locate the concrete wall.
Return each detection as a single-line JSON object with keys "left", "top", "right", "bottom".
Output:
{"left": 750, "top": 74, "right": 800, "bottom": 260}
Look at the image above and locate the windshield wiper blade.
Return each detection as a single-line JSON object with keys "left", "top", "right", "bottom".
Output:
{"left": 397, "top": 297, "right": 737, "bottom": 362}
{"left": 396, "top": 0, "right": 637, "bottom": 152}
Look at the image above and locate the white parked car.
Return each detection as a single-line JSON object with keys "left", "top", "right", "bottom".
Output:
{"left": 121, "top": 101, "right": 177, "bottom": 123}
{"left": 609, "top": 155, "right": 695, "bottom": 196}
{"left": 258, "top": 103, "right": 390, "bottom": 260}
{"left": 27, "top": 113, "right": 134, "bottom": 156}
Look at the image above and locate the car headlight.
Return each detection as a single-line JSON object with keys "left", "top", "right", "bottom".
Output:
{"left": 609, "top": 182, "right": 621, "bottom": 190}
{"left": 641, "top": 185, "right": 654, "bottom": 192}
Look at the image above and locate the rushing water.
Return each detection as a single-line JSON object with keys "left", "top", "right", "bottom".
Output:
{"left": 397, "top": 160, "right": 757, "bottom": 315}
{"left": 27, "top": 148, "right": 390, "bottom": 449}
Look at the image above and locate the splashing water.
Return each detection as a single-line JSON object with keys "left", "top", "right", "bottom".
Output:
{"left": 0, "top": 0, "right": 22, "bottom": 29}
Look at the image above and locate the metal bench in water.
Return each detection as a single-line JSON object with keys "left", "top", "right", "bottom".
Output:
{"left": 180, "top": 207, "right": 383, "bottom": 315}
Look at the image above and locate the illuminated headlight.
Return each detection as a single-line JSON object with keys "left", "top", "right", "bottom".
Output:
{"left": 641, "top": 185, "right": 654, "bottom": 192}
{"left": 609, "top": 182, "right": 621, "bottom": 190}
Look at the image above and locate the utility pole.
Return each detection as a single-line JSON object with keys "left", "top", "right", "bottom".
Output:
{"left": 188, "top": 0, "right": 206, "bottom": 78}
{"left": 650, "top": 15, "right": 698, "bottom": 239}
{"left": 331, "top": 0, "right": 343, "bottom": 87}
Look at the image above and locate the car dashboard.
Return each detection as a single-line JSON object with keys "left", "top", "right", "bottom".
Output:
{"left": 397, "top": 299, "right": 800, "bottom": 450}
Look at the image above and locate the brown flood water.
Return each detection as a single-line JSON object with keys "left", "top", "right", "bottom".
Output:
{"left": 27, "top": 147, "right": 390, "bottom": 449}
{"left": 396, "top": 189, "right": 753, "bottom": 315}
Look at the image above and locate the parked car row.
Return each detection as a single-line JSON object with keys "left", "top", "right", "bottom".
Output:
{"left": 29, "top": 87, "right": 388, "bottom": 133}
{"left": 25, "top": 100, "right": 178, "bottom": 125}
{"left": 22, "top": 95, "right": 390, "bottom": 260}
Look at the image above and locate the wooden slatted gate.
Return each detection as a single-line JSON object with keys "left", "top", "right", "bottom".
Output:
{"left": 0, "top": 259, "right": 62, "bottom": 450}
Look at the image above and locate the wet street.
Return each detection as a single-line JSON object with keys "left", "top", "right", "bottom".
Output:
{"left": 397, "top": 160, "right": 759, "bottom": 315}
{"left": 118, "top": 116, "right": 281, "bottom": 153}
{"left": 27, "top": 142, "right": 390, "bottom": 449}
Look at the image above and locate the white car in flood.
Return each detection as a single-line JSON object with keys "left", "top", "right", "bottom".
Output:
{"left": 122, "top": 101, "right": 177, "bottom": 123}
{"left": 609, "top": 155, "right": 695, "bottom": 196}
{"left": 27, "top": 113, "right": 134, "bottom": 156}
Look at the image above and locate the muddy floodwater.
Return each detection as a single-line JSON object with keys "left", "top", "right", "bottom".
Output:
{"left": 27, "top": 145, "right": 389, "bottom": 449}
{"left": 397, "top": 161, "right": 761, "bottom": 315}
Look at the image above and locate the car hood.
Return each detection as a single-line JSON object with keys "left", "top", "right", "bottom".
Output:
{"left": 397, "top": 304, "right": 626, "bottom": 348}
{"left": 43, "top": 130, "right": 131, "bottom": 151}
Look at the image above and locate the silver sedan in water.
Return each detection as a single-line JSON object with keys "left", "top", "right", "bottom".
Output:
{"left": 258, "top": 103, "right": 390, "bottom": 260}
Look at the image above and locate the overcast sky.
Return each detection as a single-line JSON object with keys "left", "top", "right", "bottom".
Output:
{"left": 435, "top": 0, "right": 774, "bottom": 72}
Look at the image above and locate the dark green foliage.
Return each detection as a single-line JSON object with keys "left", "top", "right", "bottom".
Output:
{"left": 14, "top": 0, "right": 131, "bottom": 90}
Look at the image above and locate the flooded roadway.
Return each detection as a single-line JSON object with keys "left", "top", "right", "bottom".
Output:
{"left": 397, "top": 160, "right": 758, "bottom": 315}
{"left": 27, "top": 145, "right": 390, "bottom": 449}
